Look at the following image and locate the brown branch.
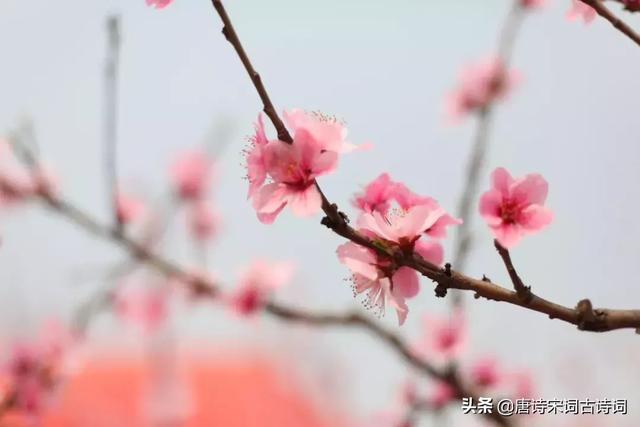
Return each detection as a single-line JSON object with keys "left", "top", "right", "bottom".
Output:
{"left": 204, "top": 0, "right": 640, "bottom": 336}
{"left": 265, "top": 303, "right": 511, "bottom": 427}
{"left": 581, "top": 0, "right": 640, "bottom": 47}
{"left": 209, "top": 0, "right": 292, "bottom": 143}
{"left": 493, "top": 240, "right": 532, "bottom": 302}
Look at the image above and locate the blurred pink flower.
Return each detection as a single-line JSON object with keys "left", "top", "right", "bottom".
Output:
{"left": 479, "top": 167, "right": 553, "bottom": 248}
{"left": 228, "top": 259, "right": 294, "bottom": 315}
{"left": 146, "top": 0, "right": 173, "bottom": 8}
{"left": 115, "top": 283, "right": 169, "bottom": 333}
{"left": 186, "top": 201, "right": 219, "bottom": 241}
{"left": 446, "top": 57, "right": 519, "bottom": 121}
{"left": 416, "top": 309, "right": 466, "bottom": 360}
{"left": 469, "top": 356, "right": 503, "bottom": 388}
{"left": 427, "top": 381, "right": 455, "bottom": 409}
{"left": 506, "top": 370, "right": 535, "bottom": 400}
{"left": 0, "top": 139, "right": 35, "bottom": 206}
{"left": 566, "top": 0, "right": 596, "bottom": 23}
{"left": 2, "top": 321, "right": 75, "bottom": 416}
{"left": 115, "top": 192, "right": 146, "bottom": 225}
{"left": 30, "top": 165, "right": 58, "bottom": 198}
{"left": 414, "top": 240, "right": 444, "bottom": 266}
{"left": 520, "top": 0, "right": 546, "bottom": 9}
{"left": 170, "top": 150, "right": 211, "bottom": 202}
{"left": 248, "top": 109, "right": 366, "bottom": 223}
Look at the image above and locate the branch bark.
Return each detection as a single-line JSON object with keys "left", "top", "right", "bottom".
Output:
{"left": 581, "top": 0, "right": 640, "bottom": 47}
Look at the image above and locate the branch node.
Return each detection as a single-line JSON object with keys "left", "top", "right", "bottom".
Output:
{"left": 482, "top": 274, "right": 492, "bottom": 283}
{"left": 443, "top": 262, "right": 452, "bottom": 277}
{"left": 434, "top": 283, "right": 448, "bottom": 298}
{"left": 494, "top": 240, "right": 533, "bottom": 303}
{"left": 575, "top": 299, "right": 607, "bottom": 331}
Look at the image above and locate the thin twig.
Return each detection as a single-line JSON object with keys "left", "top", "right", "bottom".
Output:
{"left": 493, "top": 240, "right": 532, "bottom": 302}
{"left": 581, "top": 0, "right": 640, "bottom": 47}
{"left": 451, "top": 2, "right": 525, "bottom": 285}
{"left": 105, "top": 15, "right": 121, "bottom": 230}
{"left": 209, "top": 0, "right": 291, "bottom": 143}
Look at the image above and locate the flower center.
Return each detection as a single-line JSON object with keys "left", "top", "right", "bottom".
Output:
{"left": 500, "top": 199, "right": 519, "bottom": 224}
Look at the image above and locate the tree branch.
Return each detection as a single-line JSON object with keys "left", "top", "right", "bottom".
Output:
{"left": 209, "top": 0, "right": 292, "bottom": 143}
{"left": 493, "top": 240, "right": 532, "bottom": 302}
{"left": 581, "top": 0, "right": 640, "bottom": 47}
{"left": 205, "top": 0, "right": 640, "bottom": 336}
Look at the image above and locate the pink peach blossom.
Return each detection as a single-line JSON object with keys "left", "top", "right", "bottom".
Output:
{"left": 446, "top": 57, "right": 519, "bottom": 120}
{"left": 520, "top": 0, "right": 546, "bottom": 9}
{"left": 566, "top": 0, "right": 596, "bottom": 23}
{"left": 251, "top": 138, "right": 335, "bottom": 223}
{"left": 186, "top": 201, "right": 219, "bottom": 241}
{"left": 392, "top": 183, "right": 462, "bottom": 239}
{"left": 283, "top": 109, "right": 367, "bottom": 154}
{"left": 352, "top": 173, "right": 396, "bottom": 215}
{"left": 169, "top": 150, "right": 211, "bottom": 201}
{"left": 0, "top": 139, "right": 35, "bottom": 205}
{"left": 479, "top": 167, "right": 553, "bottom": 247}
{"left": 228, "top": 259, "right": 294, "bottom": 315}
{"left": 505, "top": 370, "right": 535, "bottom": 399}
{"left": 2, "top": 321, "right": 75, "bottom": 416}
{"left": 115, "top": 192, "right": 146, "bottom": 225}
{"left": 30, "top": 164, "right": 58, "bottom": 198}
{"left": 469, "top": 356, "right": 503, "bottom": 388}
{"left": 115, "top": 283, "right": 169, "bottom": 333}
{"left": 416, "top": 309, "right": 466, "bottom": 360}
{"left": 337, "top": 241, "right": 415, "bottom": 325}
{"left": 245, "top": 114, "right": 269, "bottom": 198}
{"left": 428, "top": 381, "right": 455, "bottom": 409}
{"left": 248, "top": 109, "right": 366, "bottom": 223}
{"left": 337, "top": 237, "right": 443, "bottom": 325}
{"left": 146, "top": 0, "right": 173, "bottom": 8}
{"left": 357, "top": 204, "right": 446, "bottom": 246}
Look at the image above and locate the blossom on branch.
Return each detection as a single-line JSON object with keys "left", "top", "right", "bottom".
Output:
{"left": 1, "top": 321, "right": 75, "bottom": 417}
{"left": 114, "top": 281, "right": 170, "bottom": 334}
{"left": 247, "top": 110, "right": 366, "bottom": 224}
{"left": 352, "top": 174, "right": 461, "bottom": 238}
{"left": 520, "top": 0, "right": 546, "bottom": 9}
{"left": 146, "top": 0, "right": 173, "bottom": 9}
{"left": 415, "top": 309, "right": 466, "bottom": 360}
{"left": 479, "top": 167, "right": 553, "bottom": 248}
{"left": 227, "top": 259, "right": 295, "bottom": 315}
{"left": 186, "top": 200, "right": 219, "bottom": 241}
{"left": 446, "top": 57, "right": 519, "bottom": 121}
{"left": 169, "top": 149, "right": 212, "bottom": 202}
{"left": 341, "top": 178, "right": 458, "bottom": 324}
{"left": 115, "top": 192, "right": 146, "bottom": 225}
{"left": 566, "top": 0, "right": 597, "bottom": 23}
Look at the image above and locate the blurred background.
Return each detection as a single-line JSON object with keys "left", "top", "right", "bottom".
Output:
{"left": 0, "top": 0, "right": 639, "bottom": 425}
